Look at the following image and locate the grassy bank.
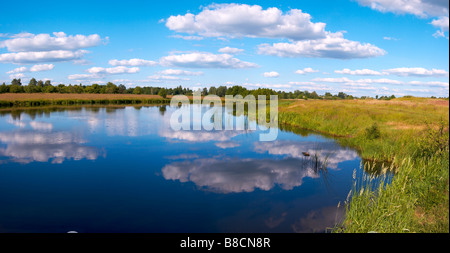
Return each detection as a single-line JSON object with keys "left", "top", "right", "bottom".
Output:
{"left": 279, "top": 98, "right": 449, "bottom": 161}
{"left": 278, "top": 97, "right": 449, "bottom": 233}
{"left": 0, "top": 93, "right": 170, "bottom": 107}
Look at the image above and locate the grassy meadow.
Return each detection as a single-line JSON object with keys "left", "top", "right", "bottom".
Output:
{"left": 278, "top": 97, "right": 449, "bottom": 233}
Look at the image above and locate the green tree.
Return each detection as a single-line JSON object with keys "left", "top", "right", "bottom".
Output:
{"left": 105, "top": 82, "right": 119, "bottom": 94}
{"left": 37, "top": 80, "right": 44, "bottom": 87}
{"left": 226, "top": 86, "right": 248, "bottom": 97}
{"left": 208, "top": 86, "right": 217, "bottom": 95}
{"left": 9, "top": 84, "right": 24, "bottom": 93}
{"left": 28, "top": 78, "right": 37, "bottom": 87}
{"left": 310, "top": 91, "right": 320, "bottom": 99}
{"left": 158, "top": 88, "right": 167, "bottom": 98}
{"left": 338, "top": 92, "right": 347, "bottom": 99}
{"left": 11, "top": 78, "right": 22, "bottom": 86}
{"left": 133, "top": 86, "right": 142, "bottom": 95}
{"left": 43, "top": 85, "right": 56, "bottom": 93}
{"left": 216, "top": 86, "right": 228, "bottom": 97}
{"left": 0, "top": 83, "right": 8, "bottom": 93}
{"left": 44, "top": 80, "right": 52, "bottom": 87}
{"left": 118, "top": 84, "right": 127, "bottom": 94}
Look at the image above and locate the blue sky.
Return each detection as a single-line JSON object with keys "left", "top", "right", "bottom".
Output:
{"left": 0, "top": 0, "right": 448, "bottom": 97}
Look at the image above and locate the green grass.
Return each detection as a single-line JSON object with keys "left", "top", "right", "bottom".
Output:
{"left": 279, "top": 99, "right": 449, "bottom": 161}
{"left": 335, "top": 153, "right": 449, "bottom": 233}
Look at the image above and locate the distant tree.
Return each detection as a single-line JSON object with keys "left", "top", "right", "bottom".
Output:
{"left": 37, "top": 80, "right": 44, "bottom": 87}
{"left": 118, "top": 84, "right": 127, "bottom": 94}
{"left": 43, "top": 85, "right": 56, "bottom": 93}
{"left": 226, "top": 86, "right": 248, "bottom": 97}
{"left": 208, "top": 86, "right": 217, "bottom": 95}
{"left": 310, "top": 91, "right": 320, "bottom": 99}
{"left": 9, "top": 84, "right": 24, "bottom": 93}
{"left": 337, "top": 92, "right": 347, "bottom": 99}
{"left": 57, "top": 84, "right": 67, "bottom": 93}
{"left": 0, "top": 83, "right": 8, "bottom": 93}
{"left": 173, "top": 85, "right": 183, "bottom": 95}
{"left": 202, "top": 88, "right": 208, "bottom": 96}
{"left": 216, "top": 86, "right": 228, "bottom": 97}
{"left": 105, "top": 82, "right": 119, "bottom": 94}
{"left": 28, "top": 78, "right": 37, "bottom": 86}
{"left": 11, "top": 78, "right": 22, "bottom": 86}
{"left": 133, "top": 86, "right": 143, "bottom": 95}
{"left": 44, "top": 80, "right": 52, "bottom": 87}
{"left": 158, "top": 88, "right": 167, "bottom": 98}
{"left": 251, "top": 88, "right": 277, "bottom": 100}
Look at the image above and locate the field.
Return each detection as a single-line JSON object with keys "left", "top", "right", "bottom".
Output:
{"left": 278, "top": 97, "right": 449, "bottom": 233}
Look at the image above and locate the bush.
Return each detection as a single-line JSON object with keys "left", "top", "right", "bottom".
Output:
{"left": 365, "top": 123, "right": 381, "bottom": 140}
{"left": 415, "top": 121, "right": 449, "bottom": 159}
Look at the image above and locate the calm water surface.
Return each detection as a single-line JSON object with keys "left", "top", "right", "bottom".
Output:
{"left": 0, "top": 106, "right": 362, "bottom": 233}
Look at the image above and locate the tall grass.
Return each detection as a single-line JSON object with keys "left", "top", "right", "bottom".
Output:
{"left": 336, "top": 152, "right": 449, "bottom": 233}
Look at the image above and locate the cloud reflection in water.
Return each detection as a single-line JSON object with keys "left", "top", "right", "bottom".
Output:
{"left": 0, "top": 118, "right": 102, "bottom": 164}
{"left": 162, "top": 157, "right": 320, "bottom": 193}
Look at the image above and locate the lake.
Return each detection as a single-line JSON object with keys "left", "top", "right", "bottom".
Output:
{"left": 0, "top": 105, "right": 362, "bottom": 233}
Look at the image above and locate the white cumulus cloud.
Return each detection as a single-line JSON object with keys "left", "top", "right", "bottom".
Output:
{"left": 6, "top": 64, "right": 54, "bottom": 75}
{"left": 165, "top": 3, "right": 327, "bottom": 41}
{"left": 6, "top": 67, "right": 28, "bottom": 74}
{"left": 157, "top": 69, "right": 203, "bottom": 76}
{"left": 335, "top": 68, "right": 385, "bottom": 76}
{"left": 159, "top": 52, "right": 258, "bottom": 69}
{"left": 263, "top": 71, "right": 280, "bottom": 78}
{"left": 0, "top": 50, "right": 88, "bottom": 64}
{"left": 257, "top": 32, "right": 386, "bottom": 59}
{"left": 108, "top": 58, "right": 158, "bottom": 67}
{"left": 385, "top": 67, "right": 449, "bottom": 77}
{"left": 355, "top": 0, "right": 448, "bottom": 18}
{"left": 30, "top": 64, "right": 55, "bottom": 72}
{"left": 356, "top": 0, "right": 449, "bottom": 38}
{"left": 0, "top": 32, "right": 103, "bottom": 52}
{"left": 218, "top": 47, "right": 245, "bottom": 54}
{"left": 295, "top": 68, "right": 319, "bottom": 75}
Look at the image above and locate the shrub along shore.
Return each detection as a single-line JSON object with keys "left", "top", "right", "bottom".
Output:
{"left": 0, "top": 93, "right": 448, "bottom": 233}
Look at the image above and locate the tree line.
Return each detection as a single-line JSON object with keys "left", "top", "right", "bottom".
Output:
{"left": 0, "top": 78, "right": 399, "bottom": 100}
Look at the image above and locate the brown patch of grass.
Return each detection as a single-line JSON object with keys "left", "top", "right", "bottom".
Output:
{"left": 386, "top": 121, "right": 428, "bottom": 130}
